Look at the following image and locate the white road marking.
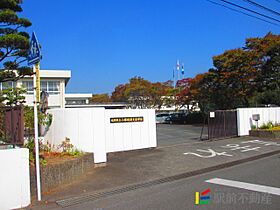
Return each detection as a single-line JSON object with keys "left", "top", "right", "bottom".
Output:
{"left": 221, "top": 144, "right": 261, "bottom": 152}
{"left": 206, "top": 178, "right": 280, "bottom": 196}
{"left": 183, "top": 149, "right": 233, "bottom": 158}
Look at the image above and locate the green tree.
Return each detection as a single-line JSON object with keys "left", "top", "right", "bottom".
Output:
{"left": 252, "top": 90, "right": 280, "bottom": 106}
{"left": 0, "top": 86, "right": 26, "bottom": 106}
{"left": 260, "top": 43, "right": 280, "bottom": 91}
{"left": 0, "top": 0, "right": 32, "bottom": 83}
{"left": 189, "top": 72, "right": 217, "bottom": 112}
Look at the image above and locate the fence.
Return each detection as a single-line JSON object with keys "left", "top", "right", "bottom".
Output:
{"left": 237, "top": 107, "right": 280, "bottom": 136}
{"left": 208, "top": 110, "right": 238, "bottom": 139}
{"left": 0, "top": 105, "right": 24, "bottom": 146}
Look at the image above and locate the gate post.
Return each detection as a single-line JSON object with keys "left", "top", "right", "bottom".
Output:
{"left": 93, "top": 108, "right": 107, "bottom": 164}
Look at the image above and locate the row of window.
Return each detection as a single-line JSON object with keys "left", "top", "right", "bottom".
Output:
{"left": 22, "top": 81, "right": 60, "bottom": 95}
{"left": 0, "top": 81, "right": 60, "bottom": 95}
{"left": 0, "top": 81, "right": 15, "bottom": 90}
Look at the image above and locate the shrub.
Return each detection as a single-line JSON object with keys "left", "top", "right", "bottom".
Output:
{"left": 259, "top": 121, "right": 280, "bottom": 130}
{"left": 24, "top": 137, "right": 83, "bottom": 166}
{"left": 24, "top": 106, "right": 53, "bottom": 129}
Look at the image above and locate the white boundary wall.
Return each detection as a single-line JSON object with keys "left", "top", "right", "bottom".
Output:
{"left": 45, "top": 108, "right": 157, "bottom": 163}
{"left": 237, "top": 107, "right": 280, "bottom": 136}
{"left": 0, "top": 148, "right": 30, "bottom": 210}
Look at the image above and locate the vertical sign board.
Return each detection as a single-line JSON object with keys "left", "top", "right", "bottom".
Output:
{"left": 27, "top": 32, "right": 42, "bottom": 201}
{"left": 28, "top": 32, "right": 41, "bottom": 102}
{"left": 28, "top": 32, "right": 41, "bottom": 65}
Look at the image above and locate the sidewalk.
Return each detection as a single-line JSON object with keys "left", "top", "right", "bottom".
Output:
{"left": 26, "top": 136, "right": 280, "bottom": 209}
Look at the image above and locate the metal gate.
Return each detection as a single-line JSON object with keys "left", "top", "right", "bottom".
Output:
{"left": 0, "top": 105, "right": 24, "bottom": 146}
{"left": 208, "top": 110, "right": 238, "bottom": 140}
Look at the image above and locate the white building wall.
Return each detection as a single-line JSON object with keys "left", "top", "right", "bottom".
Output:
{"left": 15, "top": 70, "right": 70, "bottom": 108}
{"left": 24, "top": 94, "right": 62, "bottom": 108}
{"left": 237, "top": 107, "right": 280, "bottom": 136}
{"left": 60, "top": 80, "right": 65, "bottom": 108}
{"left": 44, "top": 108, "right": 157, "bottom": 163}
{"left": 0, "top": 148, "right": 30, "bottom": 210}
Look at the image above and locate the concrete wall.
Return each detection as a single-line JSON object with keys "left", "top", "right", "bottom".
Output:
{"left": 237, "top": 107, "right": 280, "bottom": 136}
{"left": 30, "top": 153, "right": 94, "bottom": 195}
{"left": 44, "top": 108, "right": 157, "bottom": 163}
{"left": 0, "top": 148, "right": 30, "bottom": 210}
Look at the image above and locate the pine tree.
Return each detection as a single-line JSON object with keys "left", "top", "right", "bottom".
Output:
{"left": 0, "top": 0, "right": 32, "bottom": 82}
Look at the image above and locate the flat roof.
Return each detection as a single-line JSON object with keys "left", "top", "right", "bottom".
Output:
{"left": 65, "top": 93, "right": 93, "bottom": 99}
{"left": 40, "top": 70, "right": 71, "bottom": 78}
{"left": 65, "top": 103, "right": 128, "bottom": 109}
{"left": 22, "top": 70, "right": 71, "bottom": 84}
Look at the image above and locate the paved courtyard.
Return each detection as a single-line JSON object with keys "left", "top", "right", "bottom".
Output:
{"left": 156, "top": 124, "right": 208, "bottom": 147}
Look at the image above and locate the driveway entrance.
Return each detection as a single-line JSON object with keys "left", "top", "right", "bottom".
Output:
{"left": 157, "top": 124, "right": 208, "bottom": 147}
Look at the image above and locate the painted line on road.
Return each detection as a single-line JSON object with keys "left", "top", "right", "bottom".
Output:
{"left": 206, "top": 178, "right": 280, "bottom": 196}
{"left": 56, "top": 151, "right": 280, "bottom": 207}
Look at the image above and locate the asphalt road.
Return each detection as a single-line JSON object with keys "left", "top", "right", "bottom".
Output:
{"left": 60, "top": 154, "right": 280, "bottom": 210}
{"left": 157, "top": 124, "right": 208, "bottom": 147}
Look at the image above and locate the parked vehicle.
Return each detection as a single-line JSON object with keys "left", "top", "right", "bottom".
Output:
{"left": 165, "top": 112, "right": 188, "bottom": 124}
{"left": 155, "top": 113, "right": 170, "bottom": 124}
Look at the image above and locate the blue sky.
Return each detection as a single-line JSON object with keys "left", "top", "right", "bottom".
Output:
{"left": 22, "top": 0, "right": 280, "bottom": 94}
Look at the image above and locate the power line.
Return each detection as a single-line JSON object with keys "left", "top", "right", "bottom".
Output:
{"left": 242, "top": 0, "right": 280, "bottom": 17}
{"left": 219, "top": 0, "right": 280, "bottom": 23}
{"left": 206, "top": 0, "right": 280, "bottom": 26}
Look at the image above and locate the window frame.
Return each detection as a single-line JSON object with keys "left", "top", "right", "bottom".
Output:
{"left": 21, "top": 80, "right": 61, "bottom": 95}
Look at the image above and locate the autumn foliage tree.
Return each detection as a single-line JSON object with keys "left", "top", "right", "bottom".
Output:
{"left": 174, "top": 33, "right": 280, "bottom": 110}
{"left": 111, "top": 77, "right": 173, "bottom": 109}
{"left": 188, "top": 73, "right": 216, "bottom": 112}
{"left": 174, "top": 78, "right": 193, "bottom": 110}
{"left": 192, "top": 33, "right": 280, "bottom": 110}
{"left": 210, "top": 48, "right": 258, "bottom": 108}
{"left": 110, "top": 33, "right": 280, "bottom": 111}
{"left": 90, "top": 93, "right": 111, "bottom": 103}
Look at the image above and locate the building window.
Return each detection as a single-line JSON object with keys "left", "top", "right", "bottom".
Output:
{"left": 21, "top": 80, "right": 60, "bottom": 95}
{"left": 22, "top": 81, "right": 34, "bottom": 94}
{"left": 41, "top": 81, "right": 60, "bottom": 95}
{"left": 0, "top": 81, "right": 15, "bottom": 90}
{"left": 66, "top": 99, "right": 87, "bottom": 105}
